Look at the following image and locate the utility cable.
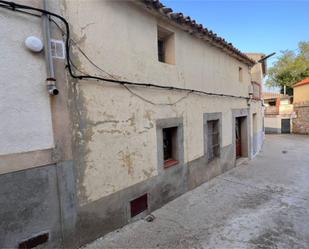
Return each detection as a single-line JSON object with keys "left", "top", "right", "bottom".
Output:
{"left": 0, "top": 0, "right": 250, "bottom": 101}
{"left": 49, "top": 17, "right": 192, "bottom": 106}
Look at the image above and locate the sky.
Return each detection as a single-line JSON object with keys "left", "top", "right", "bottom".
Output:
{"left": 161, "top": 0, "right": 309, "bottom": 90}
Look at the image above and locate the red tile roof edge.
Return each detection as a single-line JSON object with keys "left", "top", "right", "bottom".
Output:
{"left": 136, "top": 0, "right": 256, "bottom": 66}
{"left": 293, "top": 78, "right": 309, "bottom": 88}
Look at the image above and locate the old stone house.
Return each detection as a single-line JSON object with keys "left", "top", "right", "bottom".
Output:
{"left": 0, "top": 0, "right": 266, "bottom": 248}
{"left": 293, "top": 77, "right": 309, "bottom": 134}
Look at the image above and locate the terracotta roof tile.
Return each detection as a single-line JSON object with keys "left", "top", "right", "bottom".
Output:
{"left": 293, "top": 78, "right": 309, "bottom": 88}
{"left": 138, "top": 0, "right": 256, "bottom": 65}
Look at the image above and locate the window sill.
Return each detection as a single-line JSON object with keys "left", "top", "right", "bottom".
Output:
{"left": 158, "top": 60, "right": 176, "bottom": 66}
{"left": 207, "top": 156, "right": 220, "bottom": 164}
{"left": 164, "top": 159, "right": 179, "bottom": 169}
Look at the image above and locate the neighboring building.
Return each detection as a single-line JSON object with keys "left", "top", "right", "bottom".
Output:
{"left": 0, "top": 0, "right": 266, "bottom": 248}
{"left": 263, "top": 92, "right": 294, "bottom": 133}
{"left": 245, "top": 53, "right": 267, "bottom": 153}
{"left": 245, "top": 53, "right": 267, "bottom": 85}
{"left": 293, "top": 78, "right": 309, "bottom": 134}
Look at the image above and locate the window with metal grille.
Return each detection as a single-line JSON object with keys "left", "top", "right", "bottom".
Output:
{"left": 158, "top": 39, "right": 165, "bottom": 62}
{"left": 207, "top": 120, "right": 220, "bottom": 162}
{"left": 163, "top": 127, "right": 179, "bottom": 168}
{"left": 130, "top": 194, "right": 148, "bottom": 218}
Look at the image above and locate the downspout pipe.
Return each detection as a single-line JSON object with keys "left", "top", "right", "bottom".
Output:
{"left": 43, "top": 0, "right": 59, "bottom": 95}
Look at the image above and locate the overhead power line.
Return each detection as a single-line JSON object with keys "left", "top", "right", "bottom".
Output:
{"left": 0, "top": 0, "right": 251, "bottom": 100}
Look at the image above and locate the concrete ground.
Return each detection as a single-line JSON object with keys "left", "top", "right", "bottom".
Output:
{"left": 83, "top": 135, "right": 309, "bottom": 249}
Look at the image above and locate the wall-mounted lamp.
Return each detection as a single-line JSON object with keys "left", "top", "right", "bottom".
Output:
{"left": 25, "top": 36, "right": 43, "bottom": 52}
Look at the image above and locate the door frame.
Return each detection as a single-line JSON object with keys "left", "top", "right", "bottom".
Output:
{"left": 235, "top": 117, "right": 242, "bottom": 159}
{"left": 281, "top": 118, "right": 291, "bottom": 134}
{"left": 232, "top": 108, "right": 251, "bottom": 162}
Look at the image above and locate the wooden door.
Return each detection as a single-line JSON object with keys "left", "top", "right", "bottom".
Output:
{"left": 235, "top": 118, "right": 242, "bottom": 158}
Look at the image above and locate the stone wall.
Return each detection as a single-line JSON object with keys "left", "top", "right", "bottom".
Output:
{"left": 293, "top": 102, "right": 309, "bottom": 134}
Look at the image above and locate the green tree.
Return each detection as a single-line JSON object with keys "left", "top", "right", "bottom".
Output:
{"left": 266, "top": 41, "right": 309, "bottom": 95}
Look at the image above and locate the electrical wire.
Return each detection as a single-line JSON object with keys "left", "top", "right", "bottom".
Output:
{"left": 0, "top": 0, "right": 250, "bottom": 101}
{"left": 123, "top": 84, "right": 193, "bottom": 106}
{"left": 49, "top": 17, "right": 192, "bottom": 106}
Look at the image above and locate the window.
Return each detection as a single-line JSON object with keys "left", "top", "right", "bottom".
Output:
{"left": 156, "top": 118, "right": 184, "bottom": 171}
{"left": 207, "top": 120, "right": 220, "bottom": 162}
{"left": 163, "top": 127, "right": 179, "bottom": 168}
{"left": 239, "top": 67, "right": 243, "bottom": 82}
{"left": 157, "top": 25, "right": 175, "bottom": 64}
{"left": 158, "top": 39, "right": 165, "bottom": 62}
{"left": 130, "top": 194, "right": 148, "bottom": 218}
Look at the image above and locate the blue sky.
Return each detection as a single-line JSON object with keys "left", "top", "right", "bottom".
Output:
{"left": 161, "top": 0, "right": 309, "bottom": 68}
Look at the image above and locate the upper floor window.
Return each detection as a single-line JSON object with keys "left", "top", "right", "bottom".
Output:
{"left": 157, "top": 25, "right": 175, "bottom": 64}
{"left": 239, "top": 67, "right": 243, "bottom": 82}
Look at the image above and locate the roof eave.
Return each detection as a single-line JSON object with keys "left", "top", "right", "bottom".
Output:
{"left": 133, "top": 0, "right": 256, "bottom": 66}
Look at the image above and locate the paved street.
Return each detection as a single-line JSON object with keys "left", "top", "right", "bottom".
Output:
{"left": 84, "top": 135, "right": 309, "bottom": 249}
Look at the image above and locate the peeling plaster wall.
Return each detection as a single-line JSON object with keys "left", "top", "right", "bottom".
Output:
{"left": 0, "top": 2, "right": 54, "bottom": 156}
{"left": 75, "top": 82, "right": 250, "bottom": 205}
{"left": 63, "top": 0, "right": 263, "bottom": 205}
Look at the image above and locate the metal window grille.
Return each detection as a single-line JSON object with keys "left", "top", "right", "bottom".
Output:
{"left": 207, "top": 120, "right": 220, "bottom": 162}
{"left": 163, "top": 127, "right": 178, "bottom": 161}
{"left": 158, "top": 39, "right": 165, "bottom": 62}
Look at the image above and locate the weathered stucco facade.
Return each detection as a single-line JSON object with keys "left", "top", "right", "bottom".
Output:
{"left": 0, "top": 0, "right": 265, "bottom": 248}
{"left": 66, "top": 1, "right": 264, "bottom": 245}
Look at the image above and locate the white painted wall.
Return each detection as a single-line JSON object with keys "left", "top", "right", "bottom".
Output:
{"left": 0, "top": 7, "right": 54, "bottom": 155}
{"left": 265, "top": 116, "right": 281, "bottom": 130}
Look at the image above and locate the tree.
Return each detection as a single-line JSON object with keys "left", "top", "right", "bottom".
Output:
{"left": 266, "top": 41, "right": 309, "bottom": 95}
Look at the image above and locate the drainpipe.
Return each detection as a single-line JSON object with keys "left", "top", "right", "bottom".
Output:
{"left": 43, "top": 0, "right": 59, "bottom": 95}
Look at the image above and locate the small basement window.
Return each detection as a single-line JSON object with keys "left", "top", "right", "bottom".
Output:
{"left": 207, "top": 120, "right": 220, "bottom": 162}
{"left": 130, "top": 194, "right": 148, "bottom": 218}
{"left": 239, "top": 67, "right": 243, "bottom": 82}
{"left": 157, "top": 25, "right": 175, "bottom": 64}
{"left": 163, "top": 127, "right": 179, "bottom": 168}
